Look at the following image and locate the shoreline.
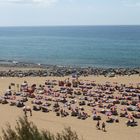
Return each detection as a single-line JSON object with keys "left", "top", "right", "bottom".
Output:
{"left": 0, "top": 61, "right": 140, "bottom": 77}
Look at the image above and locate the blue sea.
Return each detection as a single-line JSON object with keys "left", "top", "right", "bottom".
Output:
{"left": 0, "top": 26, "right": 140, "bottom": 68}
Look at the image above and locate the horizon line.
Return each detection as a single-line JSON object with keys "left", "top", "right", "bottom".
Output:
{"left": 0, "top": 24, "right": 140, "bottom": 27}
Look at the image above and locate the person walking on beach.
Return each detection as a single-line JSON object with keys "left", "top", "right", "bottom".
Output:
{"left": 102, "top": 122, "right": 106, "bottom": 132}
{"left": 96, "top": 120, "right": 100, "bottom": 130}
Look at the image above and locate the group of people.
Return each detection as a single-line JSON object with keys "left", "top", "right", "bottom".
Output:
{"left": 96, "top": 121, "right": 106, "bottom": 132}
{"left": 1, "top": 76, "right": 140, "bottom": 128}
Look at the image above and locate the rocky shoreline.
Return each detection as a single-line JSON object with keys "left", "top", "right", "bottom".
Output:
{"left": 0, "top": 62, "right": 140, "bottom": 77}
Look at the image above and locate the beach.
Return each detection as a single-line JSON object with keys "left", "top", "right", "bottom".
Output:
{"left": 1, "top": 1, "right": 140, "bottom": 140}
{"left": 0, "top": 66, "right": 140, "bottom": 140}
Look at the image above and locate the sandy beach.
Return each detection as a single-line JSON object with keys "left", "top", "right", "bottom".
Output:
{"left": 1, "top": 1, "right": 140, "bottom": 139}
{"left": 0, "top": 73, "right": 140, "bottom": 140}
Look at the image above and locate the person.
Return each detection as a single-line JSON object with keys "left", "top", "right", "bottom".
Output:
{"left": 102, "top": 122, "right": 106, "bottom": 132}
{"left": 24, "top": 108, "right": 27, "bottom": 117}
{"left": 30, "top": 109, "right": 32, "bottom": 116}
{"left": 23, "top": 106, "right": 32, "bottom": 117}
{"left": 96, "top": 120, "right": 100, "bottom": 130}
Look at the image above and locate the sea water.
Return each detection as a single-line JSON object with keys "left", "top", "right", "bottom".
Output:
{"left": 0, "top": 26, "right": 140, "bottom": 68}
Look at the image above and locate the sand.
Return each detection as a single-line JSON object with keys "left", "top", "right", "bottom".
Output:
{"left": 0, "top": 75, "right": 140, "bottom": 140}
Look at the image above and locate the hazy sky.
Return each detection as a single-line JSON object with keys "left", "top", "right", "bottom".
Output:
{"left": 0, "top": 0, "right": 140, "bottom": 26}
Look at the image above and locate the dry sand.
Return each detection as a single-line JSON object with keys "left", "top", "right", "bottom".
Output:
{"left": 0, "top": 75, "right": 140, "bottom": 140}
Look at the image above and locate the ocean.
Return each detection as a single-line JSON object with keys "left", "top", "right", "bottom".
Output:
{"left": 0, "top": 26, "right": 140, "bottom": 68}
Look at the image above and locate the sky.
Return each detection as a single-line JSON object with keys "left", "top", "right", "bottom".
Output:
{"left": 0, "top": 0, "right": 140, "bottom": 26}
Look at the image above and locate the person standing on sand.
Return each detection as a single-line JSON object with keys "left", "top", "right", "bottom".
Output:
{"left": 102, "top": 122, "right": 106, "bottom": 132}
{"left": 24, "top": 108, "right": 27, "bottom": 117}
{"left": 23, "top": 106, "right": 32, "bottom": 117}
{"left": 96, "top": 120, "right": 100, "bottom": 130}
